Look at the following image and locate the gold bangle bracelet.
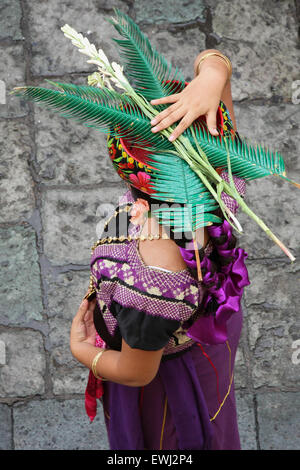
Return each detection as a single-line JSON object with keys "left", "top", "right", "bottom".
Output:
{"left": 196, "top": 52, "right": 232, "bottom": 79}
{"left": 92, "top": 349, "right": 109, "bottom": 381}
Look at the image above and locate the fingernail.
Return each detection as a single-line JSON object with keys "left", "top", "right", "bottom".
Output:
{"left": 152, "top": 126, "right": 158, "bottom": 132}
{"left": 151, "top": 119, "right": 157, "bottom": 125}
{"left": 212, "top": 128, "right": 219, "bottom": 134}
{"left": 169, "top": 135, "right": 175, "bottom": 141}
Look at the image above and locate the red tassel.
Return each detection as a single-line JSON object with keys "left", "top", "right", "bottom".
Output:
{"left": 85, "top": 370, "right": 104, "bottom": 423}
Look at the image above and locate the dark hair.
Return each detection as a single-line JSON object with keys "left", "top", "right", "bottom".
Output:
{"left": 129, "top": 184, "right": 238, "bottom": 281}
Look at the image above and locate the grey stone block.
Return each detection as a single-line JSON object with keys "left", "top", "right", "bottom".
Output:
{"left": 13, "top": 398, "right": 110, "bottom": 449}
{"left": 235, "top": 392, "right": 257, "bottom": 450}
{"left": 0, "top": 119, "right": 36, "bottom": 223}
{"left": 34, "top": 91, "right": 120, "bottom": 185}
{"left": 243, "top": 259, "right": 299, "bottom": 311}
{"left": 0, "top": 403, "right": 12, "bottom": 450}
{"left": 0, "top": 0, "right": 23, "bottom": 40}
{"left": 234, "top": 103, "right": 300, "bottom": 174}
{"left": 256, "top": 391, "right": 300, "bottom": 449}
{"left": 0, "top": 44, "right": 28, "bottom": 118}
{"left": 28, "top": 0, "right": 129, "bottom": 76}
{"left": 229, "top": 103, "right": 300, "bottom": 261}
{"left": 135, "top": 0, "right": 206, "bottom": 24}
{"left": 146, "top": 27, "right": 206, "bottom": 82}
{"left": 44, "top": 268, "right": 94, "bottom": 394}
{"left": 45, "top": 269, "right": 90, "bottom": 321}
{"left": 234, "top": 342, "right": 248, "bottom": 390}
{"left": 41, "top": 184, "right": 126, "bottom": 265}
{"left": 246, "top": 304, "right": 299, "bottom": 389}
{"left": 0, "top": 329, "right": 45, "bottom": 397}
{"left": 0, "top": 226, "right": 44, "bottom": 326}
{"left": 212, "top": 0, "right": 299, "bottom": 101}
{"left": 50, "top": 346, "right": 88, "bottom": 395}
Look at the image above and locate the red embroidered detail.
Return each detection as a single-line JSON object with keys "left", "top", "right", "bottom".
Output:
{"left": 197, "top": 342, "right": 221, "bottom": 405}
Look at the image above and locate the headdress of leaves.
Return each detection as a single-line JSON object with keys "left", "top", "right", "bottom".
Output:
{"left": 10, "top": 8, "right": 298, "bottom": 281}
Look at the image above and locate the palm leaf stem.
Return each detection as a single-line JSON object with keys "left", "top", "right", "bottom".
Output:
{"left": 136, "top": 111, "right": 295, "bottom": 262}
{"left": 176, "top": 135, "right": 296, "bottom": 261}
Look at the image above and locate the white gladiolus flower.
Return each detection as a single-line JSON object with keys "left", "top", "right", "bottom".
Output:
{"left": 97, "top": 49, "right": 110, "bottom": 66}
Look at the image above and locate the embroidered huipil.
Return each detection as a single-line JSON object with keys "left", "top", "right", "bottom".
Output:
{"left": 85, "top": 186, "right": 251, "bottom": 450}
{"left": 90, "top": 220, "right": 214, "bottom": 359}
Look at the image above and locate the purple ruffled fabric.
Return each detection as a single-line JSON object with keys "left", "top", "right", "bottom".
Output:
{"left": 180, "top": 219, "right": 250, "bottom": 346}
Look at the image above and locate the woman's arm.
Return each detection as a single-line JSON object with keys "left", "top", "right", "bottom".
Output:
{"left": 193, "top": 49, "right": 237, "bottom": 131}
{"left": 70, "top": 297, "right": 164, "bottom": 387}
{"left": 150, "top": 48, "right": 235, "bottom": 140}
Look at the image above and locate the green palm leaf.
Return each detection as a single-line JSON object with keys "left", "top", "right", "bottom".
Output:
{"left": 10, "top": 83, "right": 174, "bottom": 152}
{"left": 147, "top": 151, "right": 222, "bottom": 232}
{"left": 187, "top": 119, "right": 287, "bottom": 181}
{"left": 107, "top": 8, "right": 186, "bottom": 104}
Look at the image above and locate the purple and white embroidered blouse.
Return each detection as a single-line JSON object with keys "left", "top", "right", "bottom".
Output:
{"left": 90, "top": 184, "right": 250, "bottom": 359}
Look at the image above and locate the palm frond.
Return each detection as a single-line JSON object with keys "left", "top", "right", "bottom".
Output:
{"left": 187, "top": 119, "right": 286, "bottom": 181}
{"left": 10, "top": 83, "right": 173, "bottom": 151}
{"left": 146, "top": 151, "right": 222, "bottom": 232}
{"left": 107, "top": 8, "right": 186, "bottom": 104}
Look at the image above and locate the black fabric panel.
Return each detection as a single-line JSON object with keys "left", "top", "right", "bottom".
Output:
{"left": 93, "top": 300, "right": 122, "bottom": 351}
{"left": 110, "top": 300, "right": 181, "bottom": 351}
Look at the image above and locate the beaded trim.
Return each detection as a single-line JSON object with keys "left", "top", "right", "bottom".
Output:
{"left": 84, "top": 203, "right": 170, "bottom": 300}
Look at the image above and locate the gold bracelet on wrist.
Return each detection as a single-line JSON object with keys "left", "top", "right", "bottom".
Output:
{"left": 92, "top": 349, "right": 109, "bottom": 381}
{"left": 196, "top": 52, "right": 232, "bottom": 80}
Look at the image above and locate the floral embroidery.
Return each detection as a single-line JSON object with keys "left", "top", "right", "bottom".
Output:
{"left": 107, "top": 100, "right": 239, "bottom": 192}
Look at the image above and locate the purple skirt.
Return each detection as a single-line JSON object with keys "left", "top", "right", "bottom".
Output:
{"left": 101, "top": 308, "right": 243, "bottom": 450}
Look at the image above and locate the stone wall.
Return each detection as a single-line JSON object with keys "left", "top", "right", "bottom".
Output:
{"left": 0, "top": 0, "right": 299, "bottom": 450}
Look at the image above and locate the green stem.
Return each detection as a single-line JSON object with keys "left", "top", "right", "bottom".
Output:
{"left": 111, "top": 78, "right": 296, "bottom": 262}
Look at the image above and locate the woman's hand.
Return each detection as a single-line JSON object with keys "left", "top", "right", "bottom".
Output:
{"left": 150, "top": 67, "right": 227, "bottom": 141}
{"left": 70, "top": 293, "right": 97, "bottom": 355}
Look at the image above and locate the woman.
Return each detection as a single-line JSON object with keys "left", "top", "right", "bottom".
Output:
{"left": 70, "top": 49, "right": 250, "bottom": 450}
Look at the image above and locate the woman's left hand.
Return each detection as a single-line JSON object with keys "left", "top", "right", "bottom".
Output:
{"left": 70, "top": 294, "right": 97, "bottom": 353}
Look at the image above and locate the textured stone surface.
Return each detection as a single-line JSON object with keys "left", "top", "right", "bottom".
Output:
{"left": 243, "top": 259, "right": 299, "bottom": 312}
{"left": 0, "top": 226, "right": 44, "bottom": 326}
{"left": 212, "top": 0, "right": 299, "bottom": 101}
{"left": 257, "top": 392, "right": 300, "bottom": 449}
{"left": 0, "top": 0, "right": 23, "bottom": 41}
{"left": 13, "top": 398, "right": 110, "bottom": 449}
{"left": 0, "top": 120, "right": 35, "bottom": 223}
{"left": 246, "top": 306, "right": 299, "bottom": 389}
{"left": 234, "top": 309, "right": 249, "bottom": 390}
{"left": 41, "top": 184, "right": 126, "bottom": 265}
{"left": 231, "top": 102, "right": 300, "bottom": 260}
{"left": 243, "top": 259, "right": 299, "bottom": 389}
{"left": 147, "top": 27, "right": 206, "bottom": 82}
{"left": 0, "top": 44, "right": 28, "bottom": 118}
{"left": 135, "top": 0, "right": 206, "bottom": 24}
{"left": 45, "top": 269, "right": 93, "bottom": 394}
{"left": 1, "top": 0, "right": 299, "bottom": 452}
{"left": 0, "top": 404, "right": 12, "bottom": 450}
{"left": 28, "top": 0, "right": 129, "bottom": 76}
{"left": 34, "top": 95, "right": 120, "bottom": 185}
{"left": 235, "top": 392, "right": 257, "bottom": 450}
{"left": 0, "top": 330, "right": 45, "bottom": 398}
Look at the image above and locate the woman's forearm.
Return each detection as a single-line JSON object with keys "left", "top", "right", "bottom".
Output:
{"left": 71, "top": 342, "right": 143, "bottom": 387}
{"left": 194, "top": 49, "right": 230, "bottom": 83}
{"left": 194, "top": 49, "right": 237, "bottom": 130}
